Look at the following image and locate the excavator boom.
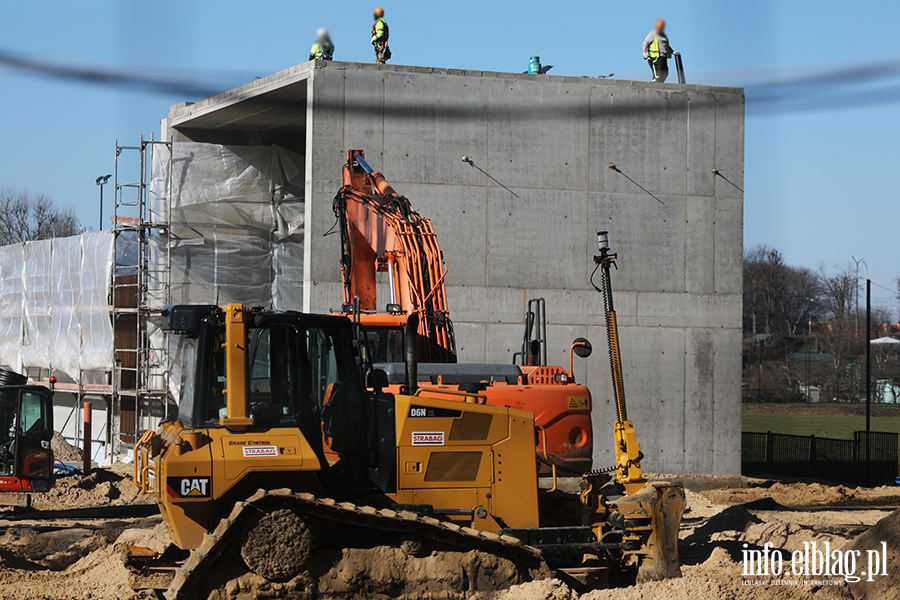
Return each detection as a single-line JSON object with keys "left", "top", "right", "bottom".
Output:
{"left": 335, "top": 149, "right": 455, "bottom": 362}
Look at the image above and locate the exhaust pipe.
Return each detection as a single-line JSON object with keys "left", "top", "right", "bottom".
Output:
{"left": 405, "top": 314, "right": 419, "bottom": 395}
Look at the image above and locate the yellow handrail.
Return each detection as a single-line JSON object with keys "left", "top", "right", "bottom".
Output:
{"left": 140, "top": 465, "right": 156, "bottom": 495}
{"left": 133, "top": 429, "right": 153, "bottom": 489}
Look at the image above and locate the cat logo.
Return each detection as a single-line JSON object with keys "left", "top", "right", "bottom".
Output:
{"left": 566, "top": 396, "right": 591, "bottom": 410}
{"left": 168, "top": 477, "right": 211, "bottom": 498}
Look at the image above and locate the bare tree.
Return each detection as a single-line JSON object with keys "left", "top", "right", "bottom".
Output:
{"left": 780, "top": 266, "right": 824, "bottom": 335}
{"left": 0, "top": 189, "right": 80, "bottom": 245}
{"left": 743, "top": 245, "right": 771, "bottom": 335}
{"left": 743, "top": 246, "right": 824, "bottom": 336}
{"left": 820, "top": 263, "right": 856, "bottom": 322}
{"left": 818, "top": 263, "right": 861, "bottom": 399}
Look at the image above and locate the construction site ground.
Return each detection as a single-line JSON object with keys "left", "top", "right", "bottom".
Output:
{"left": 0, "top": 453, "right": 897, "bottom": 600}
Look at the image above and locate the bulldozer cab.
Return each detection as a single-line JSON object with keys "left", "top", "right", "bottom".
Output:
{"left": 164, "top": 306, "right": 376, "bottom": 489}
{"left": 0, "top": 385, "right": 53, "bottom": 489}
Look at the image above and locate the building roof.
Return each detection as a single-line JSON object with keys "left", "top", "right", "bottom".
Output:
{"left": 167, "top": 60, "right": 745, "bottom": 135}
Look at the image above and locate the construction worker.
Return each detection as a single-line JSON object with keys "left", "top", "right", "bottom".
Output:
{"left": 309, "top": 28, "right": 335, "bottom": 61}
{"left": 371, "top": 7, "right": 390, "bottom": 64}
{"left": 643, "top": 19, "right": 674, "bottom": 83}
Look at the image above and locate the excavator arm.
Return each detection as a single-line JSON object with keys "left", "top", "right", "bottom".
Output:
{"left": 333, "top": 150, "right": 456, "bottom": 362}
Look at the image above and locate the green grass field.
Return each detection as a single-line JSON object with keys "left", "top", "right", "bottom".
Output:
{"left": 742, "top": 404, "right": 900, "bottom": 439}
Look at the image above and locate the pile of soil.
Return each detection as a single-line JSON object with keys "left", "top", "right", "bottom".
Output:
{"left": 842, "top": 509, "right": 900, "bottom": 600}
{"left": 50, "top": 432, "right": 82, "bottom": 462}
{"left": 472, "top": 579, "right": 578, "bottom": 600}
{"left": 200, "top": 546, "right": 525, "bottom": 600}
{"left": 683, "top": 489, "right": 729, "bottom": 519}
{"left": 701, "top": 481, "right": 900, "bottom": 507}
{"left": 582, "top": 571, "right": 740, "bottom": 600}
{"left": 32, "top": 463, "right": 155, "bottom": 511}
{"left": 0, "top": 520, "right": 163, "bottom": 600}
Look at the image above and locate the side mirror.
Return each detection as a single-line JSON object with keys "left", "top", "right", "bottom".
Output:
{"left": 572, "top": 338, "right": 592, "bottom": 358}
{"left": 567, "top": 338, "right": 592, "bottom": 382}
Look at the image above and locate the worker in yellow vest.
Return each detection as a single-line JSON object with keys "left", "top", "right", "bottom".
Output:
{"left": 309, "top": 28, "right": 335, "bottom": 61}
{"left": 372, "top": 7, "right": 391, "bottom": 64}
{"left": 642, "top": 19, "right": 674, "bottom": 83}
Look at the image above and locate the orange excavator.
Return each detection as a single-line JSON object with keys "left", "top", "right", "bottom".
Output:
{"left": 331, "top": 150, "right": 593, "bottom": 474}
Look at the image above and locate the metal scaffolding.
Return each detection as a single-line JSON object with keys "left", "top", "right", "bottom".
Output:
{"left": 112, "top": 136, "right": 172, "bottom": 452}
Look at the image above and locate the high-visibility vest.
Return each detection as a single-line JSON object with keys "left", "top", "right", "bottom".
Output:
{"left": 310, "top": 41, "right": 334, "bottom": 60}
{"left": 648, "top": 34, "right": 669, "bottom": 59}
{"left": 372, "top": 18, "right": 389, "bottom": 44}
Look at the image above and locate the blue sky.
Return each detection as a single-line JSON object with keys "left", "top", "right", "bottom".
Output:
{"left": 1, "top": 0, "right": 899, "bottom": 296}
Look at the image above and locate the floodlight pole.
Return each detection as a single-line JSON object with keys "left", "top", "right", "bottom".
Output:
{"left": 866, "top": 278, "right": 871, "bottom": 475}
{"left": 96, "top": 174, "right": 111, "bottom": 231}
{"left": 852, "top": 256, "right": 867, "bottom": 343}
{"left": 806, "top": 319, "right": 811, "bottom": 404}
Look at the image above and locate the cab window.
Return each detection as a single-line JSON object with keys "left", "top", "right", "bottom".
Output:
{"left": 364, "top": 327, "right": 405, "bottom": 363}
{"left": 247, "top": 326, "right": 300, "bottom": 424}
{"left": 308, "top": 328, "right": 341, "bottom": 411}
{"left": 19, "top": 392, "right": 48, "bottom": 438}
{"left": 305, "top": 326, "right": 366, "bottom": 478}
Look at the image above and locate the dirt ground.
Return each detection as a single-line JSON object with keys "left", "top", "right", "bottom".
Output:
{"left": 0, "top": 470, "right": 895, "bottom": 599}
{"left": 0, "top": 459, "right": 160, "bottom": 600}
{"left": 700, "top": 479, "right": 900, "bottom": 508}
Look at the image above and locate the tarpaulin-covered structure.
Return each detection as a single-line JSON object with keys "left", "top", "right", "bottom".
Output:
{"left": 145, "top": 141, "right": 306, "bottom": 403}
{"left": 150, "top": 141, "right": 306, "bottom": 310}
{"left": 0, "top": 231, "right": 115, "bottom": 381}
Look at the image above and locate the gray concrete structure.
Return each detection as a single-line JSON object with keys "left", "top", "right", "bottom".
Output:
{"left": 163, "top": 61, "right": 744, "bottom": 475}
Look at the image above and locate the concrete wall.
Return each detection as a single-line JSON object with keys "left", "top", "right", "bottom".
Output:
{"left": 304, "top": 64, "right": 744, "bottom": 475}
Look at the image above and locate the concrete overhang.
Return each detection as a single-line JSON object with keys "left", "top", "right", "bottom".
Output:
{"left": 168, "top": 63, "right": 314, "bottom": 135}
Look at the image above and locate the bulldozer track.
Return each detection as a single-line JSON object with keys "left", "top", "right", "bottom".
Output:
{"left": 165, "top": 488, "right": 549, "bottom": 600}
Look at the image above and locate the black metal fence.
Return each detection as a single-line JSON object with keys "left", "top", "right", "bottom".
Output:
{"left": 743, "top": 431, "right": 899, "bottom": 486}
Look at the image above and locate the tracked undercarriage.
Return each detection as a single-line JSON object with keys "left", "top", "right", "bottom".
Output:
{"left": 126, "top": 488, "right": 551, "bottom": 599}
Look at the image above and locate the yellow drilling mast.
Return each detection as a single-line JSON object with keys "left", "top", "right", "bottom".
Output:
{"left": 592, "top": 231, "right": 644, "bottom": 493}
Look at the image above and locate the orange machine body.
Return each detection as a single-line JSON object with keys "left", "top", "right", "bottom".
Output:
{"left": 397, "top": 373, "right": 592, "bottom": 475}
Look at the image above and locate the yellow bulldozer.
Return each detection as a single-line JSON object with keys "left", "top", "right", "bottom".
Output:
{"left": 127, "top": 232, "right": 684, "bottom": 599}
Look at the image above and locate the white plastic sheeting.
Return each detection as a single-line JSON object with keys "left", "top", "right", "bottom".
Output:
{"left": 150, "top": 142, "right": 306, "bottom": 309}
{"left": 148, "top": 142, "right": 305, "bottom": 402}
{"left": 22, "top": 241, "right": 52, "bottom": 368}
{"left": 80, "top": 232, "right": 116, "bottom": 372}
{"left": 50, "top": 236, "right": 81, "bottom": 378}
{"left": 0, "top": 231, "right": 115, "bottom": 379}
{"left": 0, "top": 244, "right": 24, "bottom": 370}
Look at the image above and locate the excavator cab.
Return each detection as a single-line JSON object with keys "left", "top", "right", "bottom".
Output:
{"left": 0, "top": 379, "right": 54, "bottom": 496}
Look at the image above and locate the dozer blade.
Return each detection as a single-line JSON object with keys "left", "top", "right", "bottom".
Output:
{"left": 613, "top": 481, "right": 685, "bottom": 583}
{"left": 121, "top": 544, "right": 181, "bottom": 591}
